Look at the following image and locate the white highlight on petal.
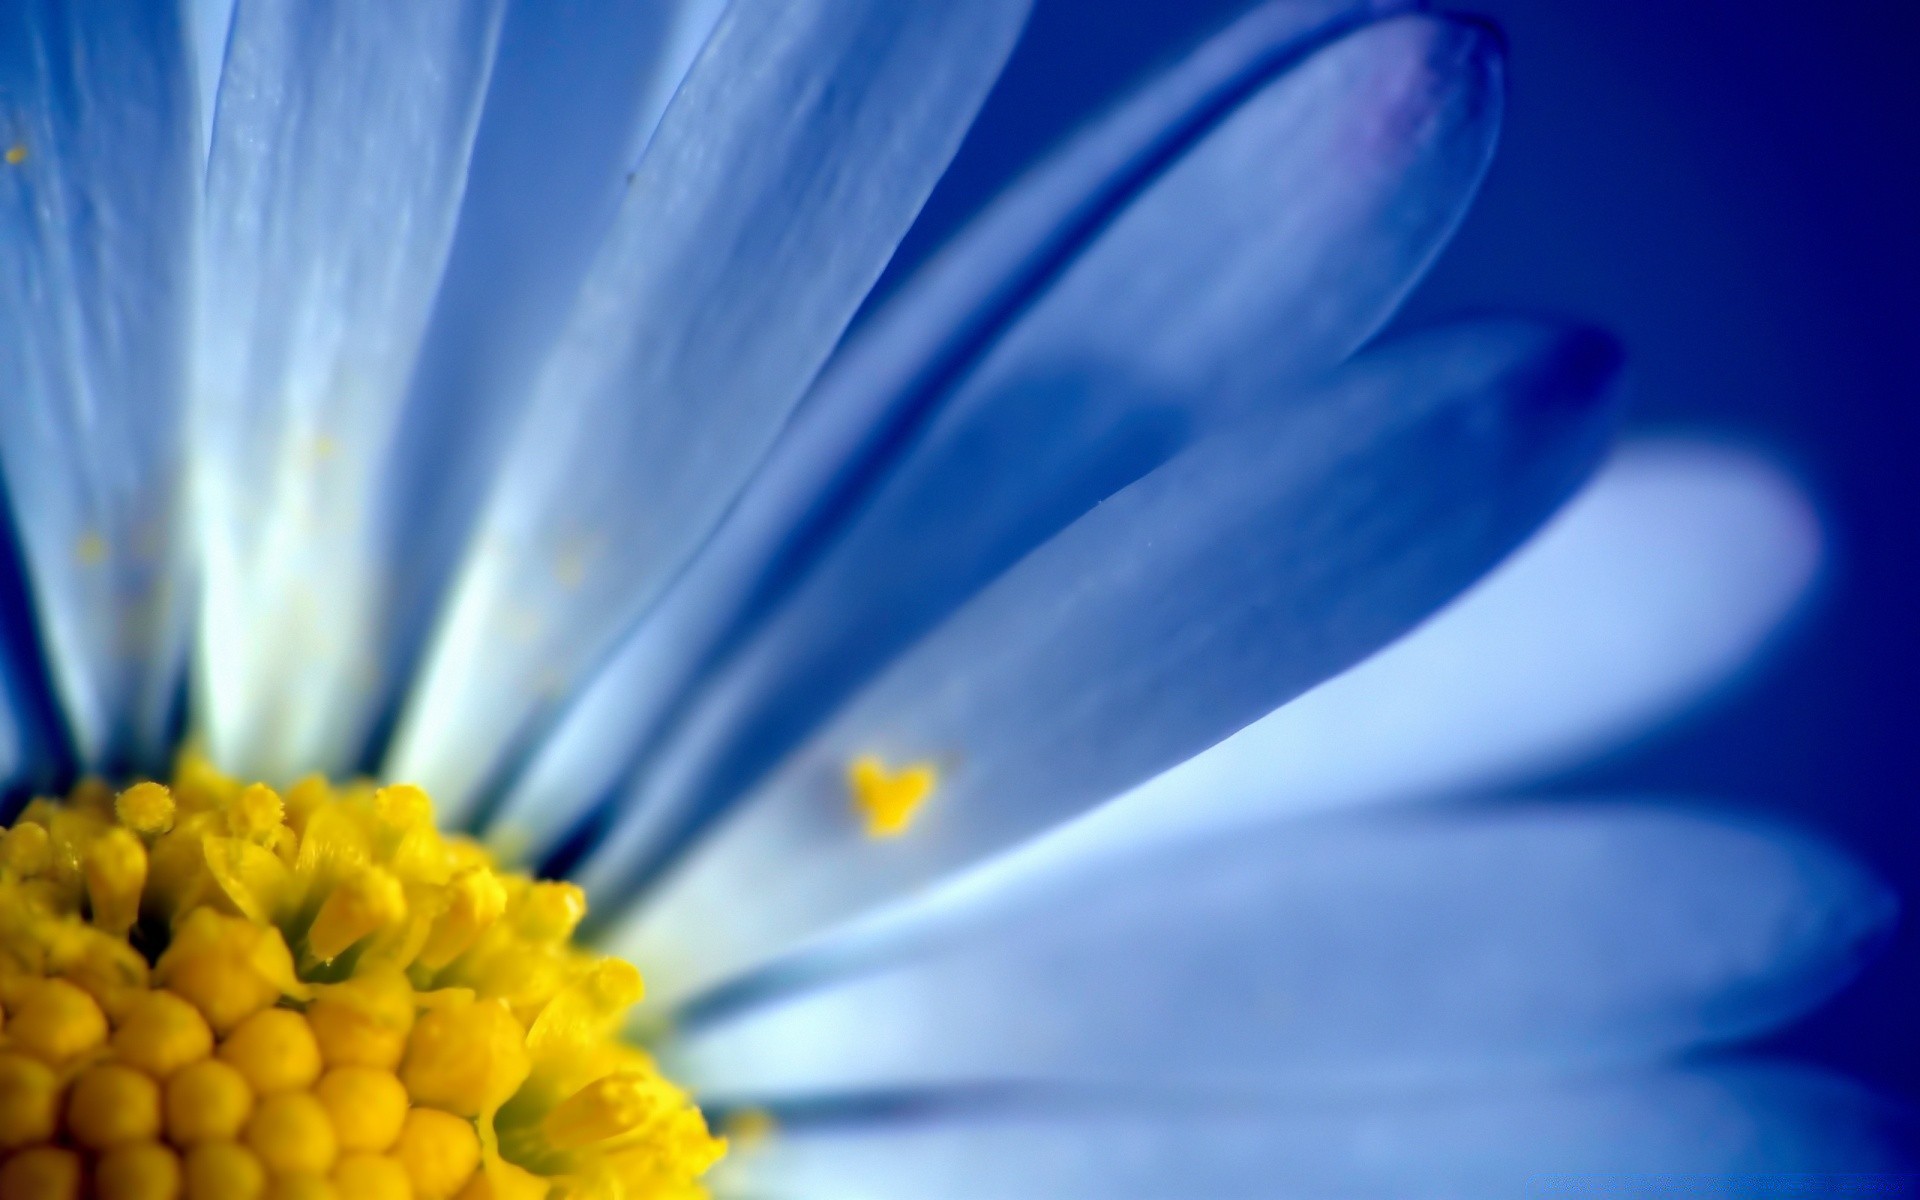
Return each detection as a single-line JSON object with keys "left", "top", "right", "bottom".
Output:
{"left": 389, "top": 0, "right": 1033, "bottom": 822}
{"left": 1094, "top": 437, "right": 1823, "bottom": 841}
{"left": 191, "top": 0, "right": 508, "bottom": 782}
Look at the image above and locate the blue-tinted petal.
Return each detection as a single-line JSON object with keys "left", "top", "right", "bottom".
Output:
{"left": 377, "top": 0, "right": 729, "bottom": 738}
{"left": 191, "top": 0, "right": 509, "bottom": 781}
{"left": 388, "top": 0, "right": 1033, "bottom": 820}
{"left": 493, "top": 0, "right": 1469, "bottom": 851}
{"left": 0, "top": 3, "right": 200, "bottom": 770}
{"left": 593, "top": 318, "right": 1622, "bottom": 991}
{"left": 668, "top": 806, "right": 1889, "bottom": 1093}
{"left": 1086, "top": 438, "right": 1823, "bottom": 845}
{"left": 714, "top": 1065, "right": 1913, "bottom": 1198}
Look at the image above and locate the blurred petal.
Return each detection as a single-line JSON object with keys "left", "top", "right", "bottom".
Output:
{"left": 390, "top": 0, "right": 1033, "bottom": 819}
{"left": 191, "top": 0, "right": 509, "bottom": 780}
{"left": 668, "top": 807, "right": 1889, "bottom": 1093}
{"left": 715, "top": 1066, "right": 1913, "bottom": 1198}
{"left": 377, "top": 0, "right": 729, "bottom": 738}
{"left": 495, "top": 0, "right": 1482, "bottom": 852}
{"left": 0, "top": 2, "right": 199, "bottom": 769}
{"left": 1085, "top": 438, "right": 1823, "bottom": 845}
{"left": 595, "top": 318, "right": 1622, "bottom": 995}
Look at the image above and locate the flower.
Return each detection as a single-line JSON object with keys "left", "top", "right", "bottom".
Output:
{"left": 0, "top": 0, "right": 1905, "bottom": 1197}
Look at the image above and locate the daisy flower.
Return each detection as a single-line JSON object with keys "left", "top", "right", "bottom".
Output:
{"left": 0, "top": 0, "right": 1903, "bottom": 1197}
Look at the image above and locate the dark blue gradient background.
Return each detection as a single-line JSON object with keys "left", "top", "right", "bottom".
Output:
{"left": 885, "top": 1, "right": 1920, "bottom": 1100}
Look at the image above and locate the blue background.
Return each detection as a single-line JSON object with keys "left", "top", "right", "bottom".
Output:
{"left": 885, "top": 0, "right": 1920, "bottom": 1100}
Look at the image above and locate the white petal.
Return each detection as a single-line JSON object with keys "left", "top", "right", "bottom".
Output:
{"left": 715, "top": 1065, "right": 1911, "bottom": 1199}
{"left": 388, "top": 0, "right": 1032, "bottom": 821}
{"left": 1083, "top": 437, "right": 1823, "bottom": 845}
{"left": 0, "top": 3, "right": 200, "bottom": 768}
{"left": 667, "top": 806, "right": 1889, "bottom": 1094}
{"left": 191, "top": 0, "right": 509, "bottom": 781}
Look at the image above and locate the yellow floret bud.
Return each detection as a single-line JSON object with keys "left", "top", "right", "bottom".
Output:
{"left": 156, "top": 908, "right": 302, "bottom": 1034}
{"left": 393, "top": 1108, "right": 479, "bottom": 1200}
{"left": 87, "top": 825, "right": 149, "bottom": 936}
{"left": 267, "top": 1174, "right": 339, "bottom": 1200}
{"left": 227, "top": 784, "right": 285, "bottom": 842}
{"left": 0, "top": 1052, "right": 61, "bottom": 1148}
{"left": 166, "top": 1059, "right": 255, "bottom": 1145}
{"left": 183, "top": 1141, "right": 265, "bottom": 1200}
{"left": 0, "top": 1145, "right": 83, "bottom": 1199}
{"left": 115, "top": 989, "right": 216, "bottom": 1078}
{"left": 1, "top": 820, "right": 51, "bottom": 876}
{"left": 8, "top": 976, "right": 108, "bottom": 1063}
{"left": 415, "top": 867, "right": 505, "bottom": 971}
{"left": 455, "top": 1160, "right": 549, "bottom": 1200}
{"left": 68, "top": 1062, "right": 166, "bottom": 1148}
{"left": 401, "top": 997, "right": 530, "bottom": 1118}
{"left": 307, "top": 866, "right": 407, "bottom": 963}
{"left": 332, "top": 1153, "right": 412, "bottom": 1200}
{"left": 307, "top": 969, "right": 415, "bottom": 1070}
{"left": 117, "top": 782, "right": 178, "bottom": 837}
{"left": 314, "top": 1066, "right": 409, "bottom": 1153}
{"left": 245, "top": 1091, "right": 338, "bottom": 1176}
{"left": 97, "top": 1141, "right": 183, "bottom": 1200}
{"left": 541, "top": 1071, "right": 674, "bottom": 1151}
{"left": 372, "top": 785, "right": 432, "bottom": 839}
{"left": 513, "top": 882, "right": 586, "bottom": 943}
{"left": 220, "top": 1006, "right": 323, "bottom": 1094}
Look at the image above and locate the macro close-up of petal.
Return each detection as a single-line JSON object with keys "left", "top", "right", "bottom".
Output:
{"left": 0, "top": 0, "right": 1911, "bottom": 1196}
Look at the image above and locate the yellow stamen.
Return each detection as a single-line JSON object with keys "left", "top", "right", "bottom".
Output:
{"left": 86, "top": 825, "right": 148, "bottom": 936}
{"left": 305, "top": 864, "right": 407, "bottom": 962}
{"left": 848, "top": 754, "right": 939, "bottom": 837}
{"left": 117, "top": 781, "right": 177, "bottom": 836}
{"left": 5, "top": 144, "right": 27, "bottom": 166}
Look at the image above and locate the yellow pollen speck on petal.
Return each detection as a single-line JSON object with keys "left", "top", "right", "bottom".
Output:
{"left": 723, "top": 1107, "right": 778, "bottom": 1150}
{"left": 4, "top": 144, "right": 25, "bottom": 166}
{"left": 848, "top": 754, "right": 938, "bottom": 838}
{"left": 0, "top": 761, "right": 725, "bottom": 1198}
{"left": 75, "top": 530, "right": 107, "bottom": 565}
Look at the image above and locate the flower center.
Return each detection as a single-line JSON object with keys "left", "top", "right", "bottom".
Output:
{"left": 0, "top": 755, "right": 724, "bottom": 1199}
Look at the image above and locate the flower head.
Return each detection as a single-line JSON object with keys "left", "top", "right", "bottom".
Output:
{"left": 0, "top": 0, "right": 1905, "bottom": 1194}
